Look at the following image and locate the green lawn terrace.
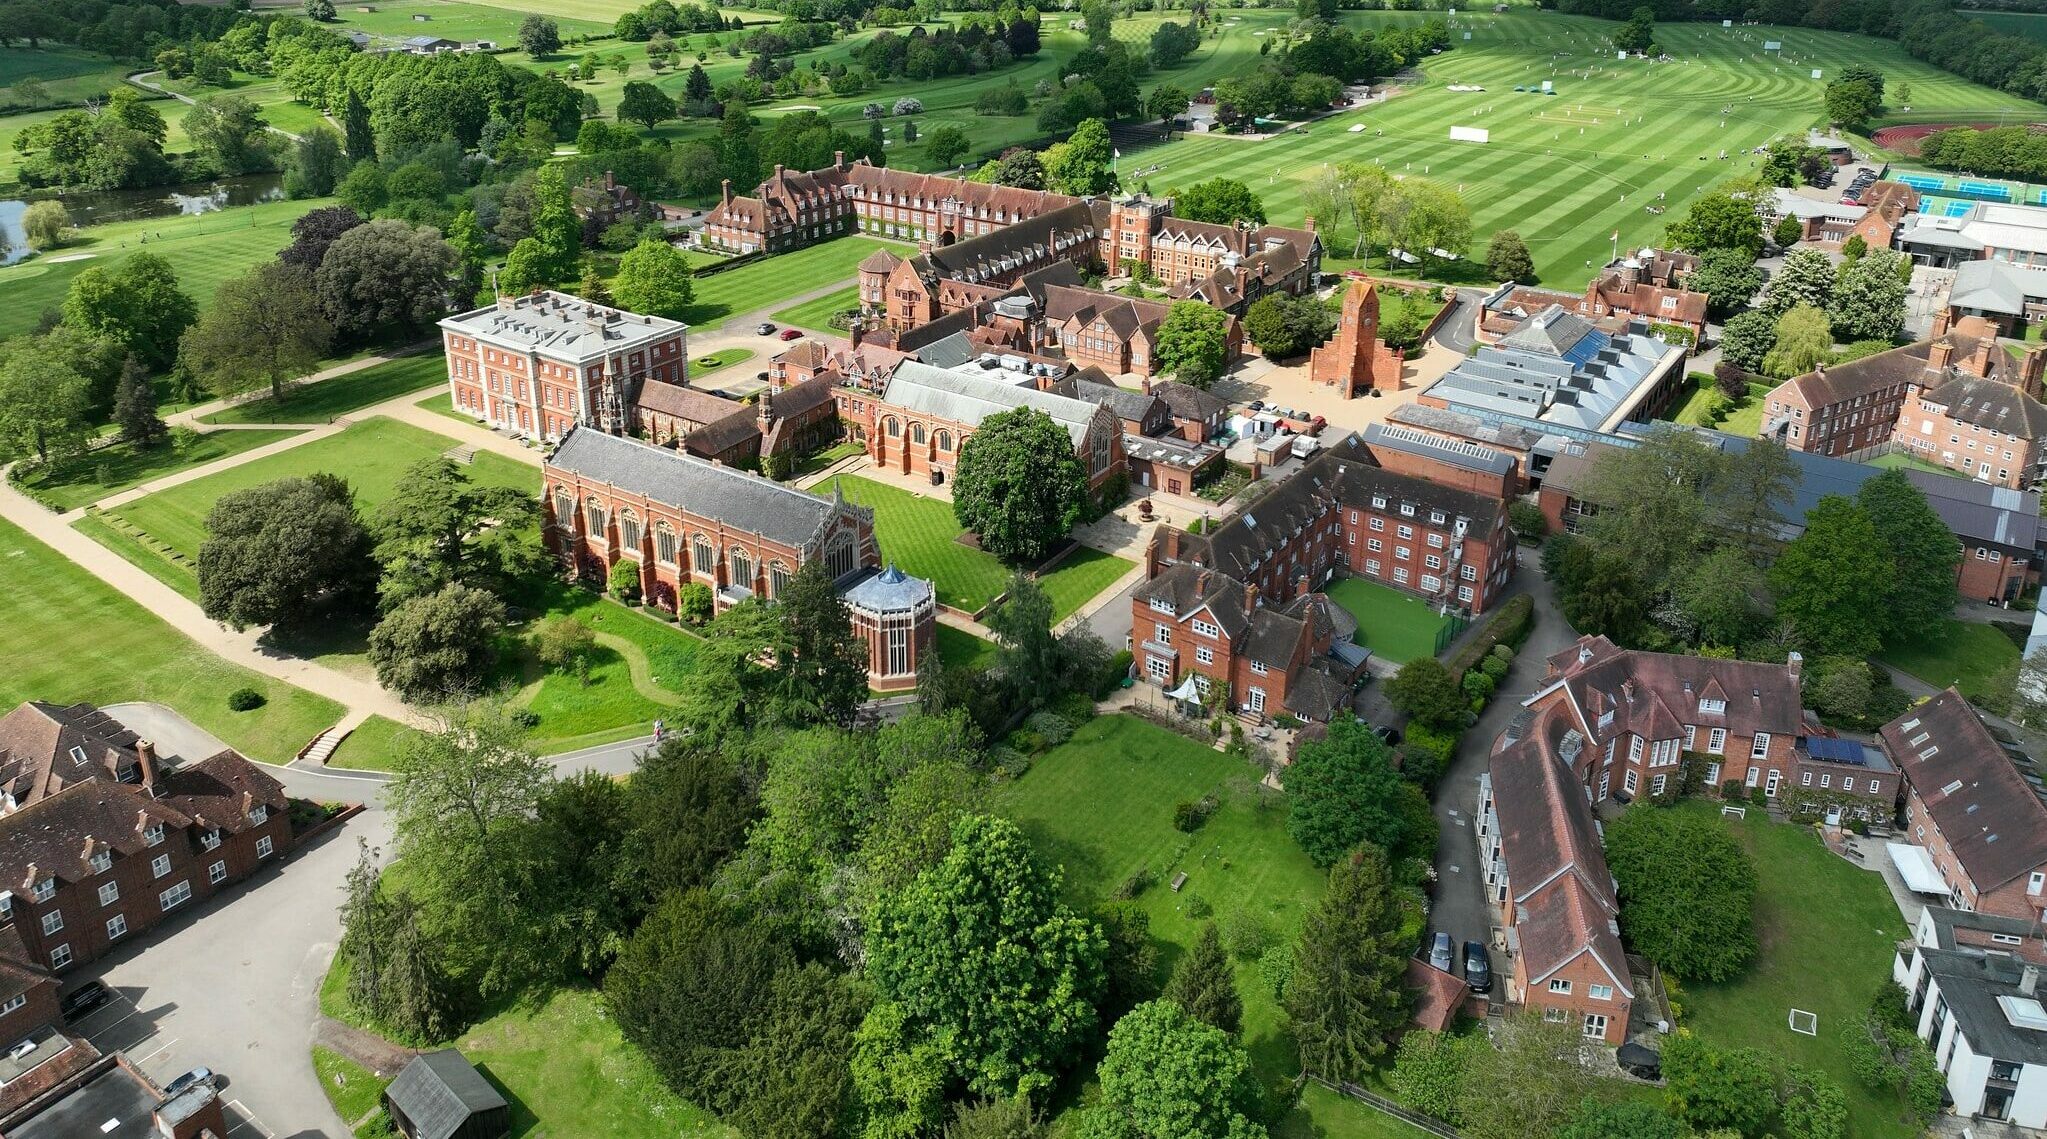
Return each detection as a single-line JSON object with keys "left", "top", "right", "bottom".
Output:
{"left": 0, "top": 46, "right": 138, "bottom": 113}
{"left": 1132, "top": 11, "right": 2042, "bottom": 288}
{"left": 1678, "top": 801, "right": 1917, "bottom": 1139}
{"left": 321, "top": 0, "right": 614, "bottom": 52}
{"left": 1323, "top": 576, "right": 1461, "bottom": 665}
{"left": 0, "top": 195, "right": 332, "bottom": 339}
{"left": 680, "top": 236, "right": 909, "bottom": 325}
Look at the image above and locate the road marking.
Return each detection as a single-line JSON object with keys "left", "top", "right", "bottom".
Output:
{"left": 78, "top": 995, "right": 140, "bottom": 1039}
{"left": 1447, "top": 864, "right": 1461, "bottom": 873}
{"left": 134, "top": 1035, "right": 178, "bottom": 1067}
{"left": 225, "top": 1100, "right": 273, "bottom": 1139}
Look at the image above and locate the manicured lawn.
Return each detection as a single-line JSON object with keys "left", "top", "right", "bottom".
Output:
{"left": 1679, "top": 802, "right": 1917, "bottom": 1139}
{"left": 14, "top": 427, "right": 304, "bottom": 512}
{"left": 0, "top": 46, "right": 135, "bottom": 112}
{"left": 679, "top": 239, "right": 909, "bottom": 327}
{"left": 936, "top": 623, "right": 998, "bottom": 671}
{"left": 1877, "top": 618, "right": 2021, "bottom": 703}
{"left": 311, "top": 1046, "right": 392, "bottom": 1131}
{"left": 792, "top": 438, "right": 864, "bottom": 477}
{"left": 998, "top": 714, "right": 1327, "bottom": 1096}
{"left": 835, "top": 475, "right": 1009, "bottom": 611}
{"left": 324, "top": 715, "right": 419, "bottom": 774}
{"left": 1668, "top": 376, "right": 1770, "bottom": 438}
{"left": 199, "top": 354, "right": 447, "bottom": 425}
{"left": 0, "top": 514, "right": 343, "bottom": 763}
{"left": 1038, "top": 546, "right": 1136, "bottom": 622}
{"left": 773, "top": 285, "right": 861, "bottom": 335}
{"left": 416, "top": 391, "right": 473, "bottom": 425}
{"left": 1866, "top": 450, "right": 1953, "bottom": 476}
{"left": 0, "top": 196, "right": 333, "bottom": 338}
{"left": 103, "top": 417, "right": 534, "bottom": 571}
{"left": 322, "top": 0, "right": 612, "bottom": 47}
{"left": 1324, "top": 576, "right": 1458, "bottom": 665}
{"left": 505, "top": 577, "right": 703, "bottom": 753}
{"left": 687, "top": 347, "right": 754, "bottom": 381}
{"left": 1276, "top": 1083, "right": 1435, "bottom": 1139}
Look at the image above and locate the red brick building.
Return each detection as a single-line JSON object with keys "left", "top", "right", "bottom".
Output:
{"left": 0, "top": 703, "right": 293, "bottom": 974}
{"left": 1886, "top": 688, "right": 2047, "bottom": 921}
{"left": 440, "top": 290, "right": 689, "bottom": 443}
{"left": 702, "top": 156, "right": 1071, "bottom": 255}
{"left": 1582, "top": 250, "right": 1709, "bottom": 338}
{"left": 1478, "top": 710, "right": 1635, "bottom": 1044}
{"left": 542, "top": 427, "right": 935, "bottom": 689}
{"left": 1309, "top": 276, "right": 1404, "bottom": 397}
{"left": 571, "top": 171, "right": 646, "bottom": 229}
{"left": 837, "top": 358, "right": 1125, "bottom": 490}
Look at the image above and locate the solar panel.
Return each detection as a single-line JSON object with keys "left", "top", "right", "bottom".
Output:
{"left": 1802, "top": 736, "right": 1869, "bottom": 766}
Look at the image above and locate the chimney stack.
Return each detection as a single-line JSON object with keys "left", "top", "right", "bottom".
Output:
{"left": 1971, "top": 338, "right": 1995, "bottom": 378}
{"left": 2024, "top": 964, "right": 2040, "bottom": 997}
{"left": 1304, "top": 215, "right": 1317, "bottom": 233}
{"left": 1929, "top": 338, "right": 1955, "bottom": 372}
{"left": 134, "top": 741, "right": 158, "bottom": 798}
{"left": 1245, "top": 581, "right": 1260, "bottom": 610}
{"left": 834, "top": 149, "right": 847, "bottom": 170}
{"left": 1787, "top": 651, "right": 1803, "bottom": 683}
{"left": 604, "top": 169, "right": 615, "bottom": 190}
{"left": 721, "top": 179, "right": 733, "bottom": 207}
{"left": 1933, "top": 308, "right": 1954, "bottom": 338}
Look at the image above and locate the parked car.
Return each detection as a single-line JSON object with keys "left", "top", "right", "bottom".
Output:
{"left": 1428, "top": 931, "right": 1454, "bottom": 972}
{"left": 5, "top": 1038, "right": 34, "bottom": 1061}
{"left": 1372, "top": 723, "right": 1402, "bottom": 746}
{"left": 779, "top": 328, "right": 803, "bottom": 340}
{"left": 1247, "top": 400, "right": 1266, "bottom": 412}
{"left": 755, "top": 322, "right": 777, "bottom": 335}
{"left": 59, "top": 982, "right": 110, "bottom": 1021}
{"left": 163, "top": 1068, "right": 216, "bottom": 1098}
{"left": 1463, "top": 941, "right": 1492, "bottom": 992}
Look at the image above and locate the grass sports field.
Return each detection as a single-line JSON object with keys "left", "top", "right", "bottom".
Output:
{"left": 0, "top": 46, "right": 135, "bottom": 113}
{"left": 1324, "top": 576, "right": 1458, "bottom": 664}
{"left": 0, "top": 195, "right": 328, "bottom": 338}
{"left": 681, "top": 237, "right": 909, "bottom": 325}
{"left": 0, "top": 514, "right": 343, "bottom": 764}
{"left": 200, "top": 354, "right": 448, "bottom": 425}
{"left": 321, "top": 0, "right": 613, "bottom": 49}
{"left": 1133, "top": 10, "right": 2041, "bottom": 287}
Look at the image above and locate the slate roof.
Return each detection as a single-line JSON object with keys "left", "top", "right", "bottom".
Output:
{"left": 550, "top": 426, "right": 861, "bottom": 549}
{"left": 635, "top": 380, "right": 742, "bottom": 425}
{"left": 440, "top": 291, "right": 683, "bottom": 360}
{"left": 880, "top": 360, "right": 1106, "bottom": 446}
{"left": 909, "top": 201, "right": 1103, "bottom": 287}
{"left": 1772, "top": 323, "right": 2003, "bottom": 409}
{"left": 1071, "top": 379, "right": 1161, "bottom": 425}
{"left": 842, "top": 563, "right": 932, "bottom": 614}
{"left": 156, "top": 752, "right": 289, "bottom": 832}
{"left": 1883, "top": 688, "right": 2047, "bottom": 896}
{"left": 1918, "top": 944, "right": 2047, "bottom": 1064}
{"left": 1135, "top": 562, "right": 1250, "bottom": 640}
{"left": 1150, "top": 380, "right": 1227, "bottom": 425}
{"left": 1921, "top": 373, "right": 2047, "bottom": 440}
{"left": 1542, "top": 634, "right": 1805, "bottom": 757}
{"left": 385, "top": 1051, "right": 508, "bottom": 1139}
{"left": 0, "top": 780, "right": 193, "bottom": 893}
{"left": 0, "top": 702, "right": 144, "bottom": 808}
{"left": 680, "top": 406, "right": 761, "bottom": 459}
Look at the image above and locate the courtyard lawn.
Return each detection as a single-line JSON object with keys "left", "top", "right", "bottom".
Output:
{"left": 199, "top": 354, "right": 447, "bottom": 425}
{"left": 0, "top": 515, "right": 343, "bottom": 763}
{"left": 14, "top": 427, "right": 303, "bottom": 512}
{"left": 1276, "top": 1084, "right": 1436, "bottom": 1139}
{"left": 505, "top": 576, "right": 703, "bottom": 753}
{"left": 1324, "top": 576, "right": 1458, "bottom": 665}
{"left": 323, "top": 715, "right": 419, "bottom": 774}
{"left": 311, "top": 1046, "right": 391, "bottom": 1133}
{"left": 1132, "top": 11, "right": 2041, "bottom": 287}
{"left": 103, "top": 416, "right": 534, "bottom": 571}
{"left": 1877, "top": 618, "right": 2021, "bottom": 703}
{"left": 1866, "top": 450, "right": 1953, "bottom": 476}
{"left": 773, "top": 285, "right": 862, "bottom": 335}
{"left": 687, "top": 347, "right": 754, "bottom": 381}
{"left": 835, "top": 475, "right": 1009, "bottom": 611}
{"left": 997, "top": 714, "right": 1328, "bottom": 1095}
{"left": 936, "top": 623, "right": 998, "bottom": 671}
{"left": 679, "top": 238, "right": 909, "bottom": 327}
{"left": 1678, "top": 802, "right": 1917, "bottom": 1139}
{"left": 0, "top": 196, "right": 332, "bottom": 339}
{"left": 1038, "top": 546, "right": 1136, "bottom": 621}
{"left": 1668, "top": 376, "right": 1771, "bottom": 437}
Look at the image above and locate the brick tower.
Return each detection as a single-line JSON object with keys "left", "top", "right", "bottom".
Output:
{"left": 1309, "top": 275, "right": 1401, "bottom": 397}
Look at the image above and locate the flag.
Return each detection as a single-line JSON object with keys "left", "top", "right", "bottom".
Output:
{"left": 1611, "top": 231, "right": 1619, "bottom": 240}
{"left": 1114, "top": 148, "right": 1122, "bottom": 158}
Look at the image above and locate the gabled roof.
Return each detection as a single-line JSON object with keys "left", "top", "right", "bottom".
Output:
{"left": 0, "top": 702, "right": 143, "bottom": 808}
{"left": 1884, "top": 688, "right": 2047, "bottom": 895}
{"left": 549, "top": 427, "right": 863, "bottom": 550}
{"left": 1920, "top": 373, "right": 2047, "bottom": 440}
{"left": 880, "top": 360, "right": 1106, "bottom": 446}
{"left": 1151, "top": 380, "right": 1227, "bottom": 424}
{"left": 635, "top": 380, "right": 742, "bottom": 425}
{"left": 385, "top": 1051, "right": 507, "bottom": 1139}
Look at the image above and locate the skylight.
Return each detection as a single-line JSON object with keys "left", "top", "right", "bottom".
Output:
{"left": 2000, "top": 995, "right": 2047, "bottom": 1031}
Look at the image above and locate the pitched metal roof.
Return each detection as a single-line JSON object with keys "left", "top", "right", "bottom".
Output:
{"left": 385, "top": 1051, "right": 508, "bottom": 1139}
{"left": 549, "top": 427, "right": 861, "bottom": 549}
{"left": 881, "top": 360, "right": 1103, "bottom": 445}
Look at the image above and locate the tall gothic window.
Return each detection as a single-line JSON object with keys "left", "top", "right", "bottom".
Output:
{"left": 655, "top": 523, "right": 678, "bottom": 565}
{"left": 620, "top": 509, "right": 642, "bottom": 550}
{"left": 730, "top": 548, "right": 754, "bottom": 591}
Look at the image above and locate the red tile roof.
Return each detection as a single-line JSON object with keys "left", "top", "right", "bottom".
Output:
{"left": 1884, "top": 688, "right": 2047, "bottom": 895}
{"left": 1406, "top": 960, "right": 1468, "bottom": 1033}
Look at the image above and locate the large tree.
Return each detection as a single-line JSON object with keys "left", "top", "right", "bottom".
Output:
{"left": 1664, "top": 188, "right": 1763, "bottom": 257}
{"left": 1383, "top": 657, "right": 1466, "bottom": 729}
{"left": 1171, "top": 177, "right": 1266, "bottom": 226}
{"left": 609, "top": 237, "right": 694, "bottom": 319}
{"left": 112, "top": 355, "right": 164, "bottom": 448}
{"left": 952, "top": 407, "right": 1090, "bottom": 562}
{"left": 518, "top": 13, "right": 562, "bottom": 56}
{"left": 1241, "top": 292, "right": 1334, "bottom": 360}
{"left": 1770, "top": 495, "right": 1893, "bottom": 657}
{"left": 278, "top": 204, "right": 365, "bottom": 271}
{"left": 625, "top": 736, "right": 755, "bottom": 896}
{"left": 1155, "top": 301, "right": 1232, "bottom": 388}
{"left": 372, "top": 457, "right": 541, "bottom": 607}
{"left": 1076, "top": 1000, "right": 1268, "bottom": 1139}
{"left": 1830, "top": 249, "right": 1909, "bottom": 342}
{"left": 367, "top": 584, "right": 507, "bottom": 701}
{"left": 182, "top": 262, "right": 334, "bottom": 405}
{"left": 1686, "top": 247, "right": 1765, "bottom": 319}
{"left": 863, "top": 814, "right": 1104, "bottom": 1101}
{"left": 1485, "top": 229, "right": 1535, "bottom": 285}
{"left": 198, "top": 474, "right": 377, "bottom": 631}
{"left": 1557, "top": 1099, "right": 1689, "bottom": 1139}
{"left": 1573, "top": 424, "right": 1723, "bottom": 591}
{"left": 618, "top": 80, "right": 677, "bottom": 130}
{"left": 1857, "top": 469, "right": 1961, "bottom": 631}
{"left": 776, "top": 559, "right": 870, "bottom": 728}
{"left": 1663, "top": 1032, "right": 1780, "bottom": 1136}
{"left": 1763, "top": 303, "right": 1834, "bottom": 379}
{"left": 1456, "top": 1014, "right": 1601, "bottom": 1139}
{"left": 61, "top": 253, "right": 196, "bottom": 370}
{"left": 1166, "top": 923, "right": 1242, "bottom": 1035}
{"left": 1044, "top": 117, "right": 1117, "bottom": 196}
{"left": 1285, "top": 844, "right": 1411, "bottom": 1081}
{"left": 0, "top": 339, "right": 91, "bottom": 465}
{"left": 1605, "top": 806, "right": 1757, "bottom": 981}
{"left": 1762, "top": 248, "right": 1835, "bottom": 317}
{"left": 1285, "top": 717, "right": 1409, "bottom": 867}
{"left": 183, "top": 93, "right": 271, "bottom": 175}
{"left": 314, "top": 218, "right": 458, "bottom": 345}
{"left": 1719, "top": 310, "right": 1776, "bottom": 373}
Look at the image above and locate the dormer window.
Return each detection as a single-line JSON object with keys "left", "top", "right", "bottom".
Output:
{"left": 67, "top": 746, "right": 86, "bottom": 766}
{"left": 1698, "top": 697, "right": 1726, "bottom": 714}
{"left": 250, "top": 805, "right": 269, "bottom": 827}
{"left": 143, "top": 823, "right": 165, "bottom": 848}
{"left": 30, "top": 878, "right": 53, "bottom": 903}
{"left": 89, "top": 851, "right": 111, "bottom": 875}
{"left": 201, "top": 830, "right": 221, "bottom": 852}
{"left": 1149, "top": 599, "right": 1175, "bottom": 615}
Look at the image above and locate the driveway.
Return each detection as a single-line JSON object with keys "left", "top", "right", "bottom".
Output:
{"left": 1424, "top": 559, "right": 1574, "bottom": 992}
{"left": 1431, "top": 291, "right": 1480, "bottom": 355}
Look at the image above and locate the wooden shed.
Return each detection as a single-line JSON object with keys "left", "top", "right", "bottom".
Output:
{"left": 383, "top": 1050, "right": 510, "bottom": 1139}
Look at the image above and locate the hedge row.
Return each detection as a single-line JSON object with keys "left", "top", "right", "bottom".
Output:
{"left": 1447, "top": 593, "right": 1534, "bottom": 679}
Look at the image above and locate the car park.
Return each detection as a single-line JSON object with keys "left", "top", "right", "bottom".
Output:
{"left": 780, "top": 328, "right": 804, "bottom": 340}
{"left": 59, "top": 981, "right": 110, "bottom": 1021}
{"left": 163, "top": 1068, "right": 217, "bottom": 1098}
{"left": 756, "top": 323, "right": 777, "bottom": 335}
{"left": 1429, "top": 931, "right": 1454, "bottom": 972}
{"left": 1463, "top": 941, "right": 1492, "bottom": 992}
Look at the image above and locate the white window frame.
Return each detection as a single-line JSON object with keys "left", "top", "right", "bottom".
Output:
{"left": 39, "top": 912, "right": 61, "bottom": 937}
{"left": 1751, "top": 732, "right": 1770, "bottom": 759}
{"left": 97, "top": 882, "right": 118, "bottom": 907}
{"left": 105, "top": 915, "right": 126, "bottom": 940}
{"left": 1708, "top": 728, "right": 1727, "bottom": 754}
{"left": 1548, "top": 978, "right": 1572, "bottom": 994}
{"left": 150, "top": 854, "right": 171, "bottom": 880}
{"left": 208, "top": 861, "right": 227, "bottom": 886}
{"left": 1589, "top": 984, "right": 1614, "bottom": 1001}
{"left": 257, "top": 836, "right": 273, "bottom": 860}
{"left": 48, "top": 945, "right": 69, "bottom": 970}
{"left": 159, "top": 881, "right": 191, "bottom": 912}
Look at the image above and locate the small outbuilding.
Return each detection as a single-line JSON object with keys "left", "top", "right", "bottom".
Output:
{"left": 383, "top": 1050, "right": 510, "bottom": 1139}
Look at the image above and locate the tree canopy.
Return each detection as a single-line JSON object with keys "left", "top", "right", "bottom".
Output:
{"left": 1285, "top": 717, "right": 1410, "bottom": 867}
{"left": 1605, "top": 806, "right": 1757, "bottom": 981}
{"left": 952, "top": 406, "right": 1090, "bottom": 563}
{"left": 198, "top": 474, "right": 376, "bottom": 632}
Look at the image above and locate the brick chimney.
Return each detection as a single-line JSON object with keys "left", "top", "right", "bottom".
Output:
{"left": 604, "top": 169, "right": 615, "bottom": 190}
{"left": 849, "top": 316, "right": 864, "bottom": 350}
{"left": 1787, "top": 650, "right": 1803, "bottom": 684}
{"left": 720, "top": 179, "right": 732, "bottom": 207}
{"left": 1304, "top": 215, "right": 1316, "bottom": 233}
{"left": 1970, "top": 338, "right": 1995, "bottom": 378}
{"left": 2025, "top": 964, "right": 2040, "bottom": 997}
{"left": 834, "top": 149, "right": 847, "bottom": 170}
{"left": 1933, "top": 308, "right": 1954, "bottom": 338}
{"left": 1244, "top": 581, "right": 1260, "bottom": 611}
{"left": 773, "top": 163, "right": 785, "bottom": 179}
{"left": 1929, "top": 338, "right": 1955, "bottom": 372}
{"left": 134, "top": 740, "right": 157, "bottom": 798}
{"left": 2023, "top": 344, "right": 2047, "bottom": 400}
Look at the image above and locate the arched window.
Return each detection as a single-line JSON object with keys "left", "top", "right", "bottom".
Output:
{"left": 693, "top": 535, "right": 716, "bottom": 576}
{"left": 1092, "top": 429, "right": 1112, "bottom": 475}
{"left": 552, "top": 488, "right": 574, "bottom": 526}
{"left": 936, "top": 430, "right": 952, "bottom": 452}
{"left": 654, "top": 522, "right": 678, "bottom": 565}
{"left": 911, "top": 423, "right": 926, "bottom": 445}
{"left": 620, "top": 509, "right": 642, "bottom": 550}
{"left": 769, "top": 561, "right": 792, "bottom": 599}
{"left": 885, "top": 417, "right": 901, "bottom": 437}
{"left": 730, "top": 547, "right": 754, "bottom": 592}
{"left": 826, "top": 532, "right": 856, "bottom": 581}
{"left": 586, "top": 499, "right": 608, "bottom": 536}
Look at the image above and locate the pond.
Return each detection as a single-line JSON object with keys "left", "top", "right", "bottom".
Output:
{"left": 0, "top": 172, "right": 287, "bottom": 265}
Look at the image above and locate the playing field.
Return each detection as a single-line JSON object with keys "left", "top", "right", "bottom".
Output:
{"left": 0, "top": 196, "right": 329, "bottom": 338}
{"left": 0, "top": 46, "right": 135, "bottom": 112}
{"left": 1132, "top": 10, "right": 2042, "bottom": 287}
{"left": 322, "top": 0, "right": 613, "bottom": 49}
{"left": 681, "top": 237, "right": 910, "bottom": 326}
